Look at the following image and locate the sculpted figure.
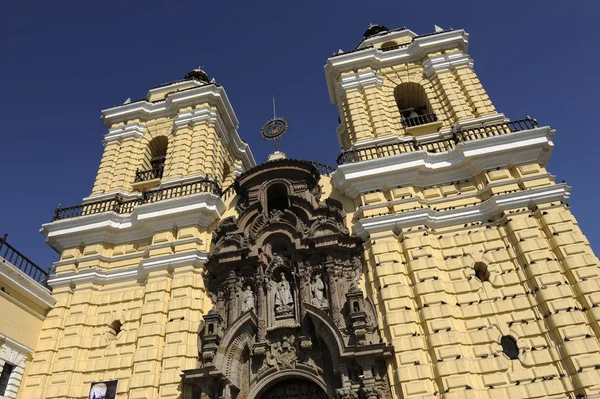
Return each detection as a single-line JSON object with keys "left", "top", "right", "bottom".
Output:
{"left": 274, "top": 272, "right": 294, "bottom": 316}
{"left": 241, "top": 286, "right": 254, "bottom": 312}
{"left": 311, "top": 274, "right": 328, "bottom": 308}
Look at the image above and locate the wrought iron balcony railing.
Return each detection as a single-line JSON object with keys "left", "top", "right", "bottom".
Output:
{"left": 0, "top": 234, "right": 49, "bottom": 287}
{"left": 336, "top": 117, "right": 539, "bottom": 165}
{"left": 135, "top": 165, "right": 164, "bottom": 182}
{"left": 401, "top": 111, "right": 438, "bottom": 128}
{"left": 52, "top": 178, "right": 222, "bottom": 221}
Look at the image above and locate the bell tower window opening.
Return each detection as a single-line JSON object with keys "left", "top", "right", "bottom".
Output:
{"left": 394, "top": 83, "right": 438, "bottom": 128}
{"left": 267, "top": 183, "right": 289, "bottom": 213}
{"left": 136, "top": 136, "right": 168, "bottom": 182}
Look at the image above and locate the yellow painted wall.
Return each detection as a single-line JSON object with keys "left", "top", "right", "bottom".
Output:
{"left": 0, "top": 294, "right": 44, "bottom": 351}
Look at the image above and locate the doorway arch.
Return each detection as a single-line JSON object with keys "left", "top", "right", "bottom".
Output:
{"left": 258, "top": 379, "right": 327, "bottom": 399}
{"left": 247, "top": 369, "right": 328, "bottom": 399}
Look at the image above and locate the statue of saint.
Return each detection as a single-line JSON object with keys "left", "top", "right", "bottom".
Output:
{"left": 241, "top": 286, "right": 254, "bottom": 312}
{"left": 311, "top": 274, "right": 327, "bottom": 308}
{"left": 274, "top": 272, "right": 294, "bottom": 316}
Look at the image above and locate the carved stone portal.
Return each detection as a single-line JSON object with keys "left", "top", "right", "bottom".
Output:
{"left": 182, "top": 160, "right": 393, "bottom": 399}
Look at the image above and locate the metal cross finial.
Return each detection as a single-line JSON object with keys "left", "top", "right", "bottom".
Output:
{"left": 260, "top": 96, "right": 289, "bottom": 153}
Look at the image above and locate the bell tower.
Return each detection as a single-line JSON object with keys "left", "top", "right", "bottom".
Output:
{"left": 90, "top": 68, "right": 254, "bottom": 199}
{"left": 327, "top": 25, "right": 600, "bottom": 399}
{"left": 23, "top": 71, "right": 256, "bottom": 399}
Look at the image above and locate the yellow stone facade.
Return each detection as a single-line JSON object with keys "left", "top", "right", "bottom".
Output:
{"left": 13, "top": 25, "right": 600, "bottom": 399}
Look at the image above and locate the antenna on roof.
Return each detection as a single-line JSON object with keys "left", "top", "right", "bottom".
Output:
{"left": 272, "top": 95, "right": 277, "bottom": 119}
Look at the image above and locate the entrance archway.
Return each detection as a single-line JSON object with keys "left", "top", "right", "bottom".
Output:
{"left": 259, "top": 378, "right": 327, "bottom": 399}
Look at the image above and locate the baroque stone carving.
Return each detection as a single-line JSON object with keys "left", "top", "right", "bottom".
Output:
{"left": 183, "top": 159, "right": 394, "bottom": 399}
{"left": 274, "top": 273, "right": 294, "bottom": 318}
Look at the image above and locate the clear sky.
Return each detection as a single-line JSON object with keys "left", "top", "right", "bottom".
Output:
{"left": 1, "top": 0, "right": 598, "bottom": 269}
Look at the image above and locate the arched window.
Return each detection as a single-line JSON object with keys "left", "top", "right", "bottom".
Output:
{"left": 266, "top": 183, "right": 289, "bottom": 213}
{"left": 136, "top": 136, "right": 168, "bottom": 182}
{"left": 501, "top": 335, "right": 519, "bottom": 360}
{"left": 394, "top": 83, "right": 438, "bottom": 128}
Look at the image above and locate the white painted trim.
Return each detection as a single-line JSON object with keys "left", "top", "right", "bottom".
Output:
{"left": 100, "top": 84, "right": 256, "bottom": 170}
{"left": 325, "top": 30, "right": 469, "bottom": 104}
{"left": 423, "top": 51, "right": 473, "bottom": 78}
{"left": 333, "top": 126, "right": 554, "bottom": 198}
{"left": 41, "top": 192, "right": 226, "bottom": 253}
{"left": 102, "top": 122, "right": 145, "bottom": 145}
{"left": 47, "top": 250, "right": 208, "bottom": 289}
{"left": 451, "top": 114, "right": 506, "bottom": 131}
{"left": 0, "top": 260, "right": 55, "bottom": 311}
{"left": 353, "top": 183, "right": 571, "bottom": 238}
{"left": 337, "top": 70, "right": 383, "bottom": 96}
{"left": 159, "top": 173, "right": 206, "bottom": 188}
{"left": 0, "top": 334, "right": 34, "bottom": 355}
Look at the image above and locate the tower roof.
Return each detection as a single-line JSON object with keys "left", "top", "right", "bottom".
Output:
{"left": 363, "top": 24, "right": 389, "bottom": 39}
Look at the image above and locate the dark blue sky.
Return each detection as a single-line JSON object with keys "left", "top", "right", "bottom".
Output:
{"left": 1, "top": 0, "right": 598, "bottom": 268}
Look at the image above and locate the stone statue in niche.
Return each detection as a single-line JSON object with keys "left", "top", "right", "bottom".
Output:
{"left": 311, "top": 274, "right": 328, "bottom": 309}
{"left": 274, "top": 272, "right": 294, "bottom": 317}
{"left": 241, "top": 286, "right": 254, "bottom": 312}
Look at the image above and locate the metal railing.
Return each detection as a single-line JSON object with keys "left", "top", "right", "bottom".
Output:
{"left": 0, "top": 234, "right": 49, "bottom": 286}
{"left": 52, "top": 178, "right": 222, "bottom": 221}
{"left": 401, "top": 112, "right": 438, "bottom": 128}
{"left": 309, "top": 161, "right": 336, "bottom": 176}
{"left": 336, "top": 117, "right": 538, "bottom": 165}
{"left": 134, "top": 165, "right": 164, "bottom": 182}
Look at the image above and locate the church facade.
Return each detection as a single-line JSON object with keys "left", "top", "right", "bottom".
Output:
{"left": 15, "top": 25, "right": 600, "bottom": 399}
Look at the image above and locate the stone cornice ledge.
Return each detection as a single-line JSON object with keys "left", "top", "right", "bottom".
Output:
{"left": 333, "top": 126, "right": 555, "bottom": 198}
{"left": 0, "top": 260, "right": 55, "bottom": 310}
{"left": 47, "top": 250, "right": 209, "bottom": 289}
{"left": 41, "top": 192, "right": 226, "bottom": 253}
{"left": 0, "top": 333, "right": 34, "bottom": 355}
{"left": 353, "top": 183, "right": 571, "bottom": 239}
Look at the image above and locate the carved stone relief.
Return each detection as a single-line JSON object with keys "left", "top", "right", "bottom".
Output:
{"left": 182, "top": 160, "right": 394, "bottom": 399}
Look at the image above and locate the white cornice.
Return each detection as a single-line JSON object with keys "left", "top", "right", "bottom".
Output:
{"left": 423, "top": 51, "right": 473, "bottom": 78}
{"left": 0, "top": 334, "right": 34, "bottom": 355}
{"left": 325, "top": 30, "right": 469, "bottom": 104}
{"left": 47, "top": 250, "right": 208, "bottom": 289}
{"left": 102, "top": 122, "right": 145, "bottom": 145}
{"left": 333, "top": 126, "right": 554, "bottom": 198}
{"left": 0, "top": 259, "right": 55, "bottom": 311}
{"left": 41, "top": 192, "right": 226, "bottom": 253}
{"left": 336, "top": 70, "right": 383, "bottom": 98}
{"left": 353, "top": 183, "right": 571, "bottom": 239}
{"left": 100, "top": 84, "right": 256, "bottom": 170}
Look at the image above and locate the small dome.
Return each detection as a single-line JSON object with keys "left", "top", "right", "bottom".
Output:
{"left": 184, "top": 68, "right": 210, "bottom": 83}
{"left": 363, "top": 24, "right": 389, "bottom": 39}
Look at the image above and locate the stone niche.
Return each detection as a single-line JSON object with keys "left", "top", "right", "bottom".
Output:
{"left": 182, "top": 159, "right": 394, "bottom": 399}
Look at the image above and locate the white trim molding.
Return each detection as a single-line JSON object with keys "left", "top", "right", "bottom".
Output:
{"left": 0, "top": 259, "right": 55, "bottom": 312}
{"left": 332, "top": 126, "right": 555, "bottom": 198}
{"left": 47, "top": 250, "right": 209, "bottom": 289}
{"left": 100, "top": 84, "right": 255, "bottom": 170}
{"left": 41, "top": 192, "right": 226, "bottom": 253}
{"left": 423, "top": 50, "right": 473, "bottom": 78}
{"left": 325, "top": 29, "right": 469, "bottom": 104}
{"left": 0, "top": 336, "right": 31, "bottom": 399}
{"left": 336, "top": 70, "right": 383, "bottom": 98}
{"left": 353, "top": 183, "right": 571, "bottom": 239}
{"left": 102, "top": 122, "right": 145, "bottom": 145}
